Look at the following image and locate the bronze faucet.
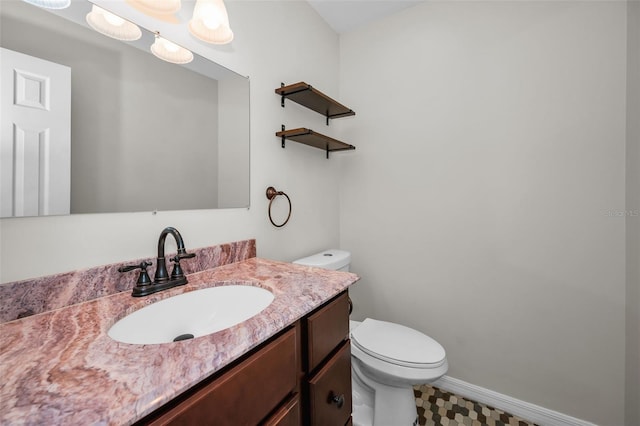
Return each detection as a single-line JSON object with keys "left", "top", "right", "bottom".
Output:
{"left": 118, "top": 227, "right": 196, "bottom": 297}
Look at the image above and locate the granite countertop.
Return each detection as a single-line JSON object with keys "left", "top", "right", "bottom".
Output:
{"left": 0, "top": 258, "right": 359, "bottom": 425}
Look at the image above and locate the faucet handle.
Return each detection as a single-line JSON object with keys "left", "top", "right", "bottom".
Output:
{"left": 169, "top": 252, "right": 195, "bottom": 279}
{"left": 174, "top": 252, "right": 196, "bottom": 261}
{"left": 118, "top": 261, "right": 153, "bottom": 285}
{"left": 169, "top": 252, "right": 196, "bottom": 266}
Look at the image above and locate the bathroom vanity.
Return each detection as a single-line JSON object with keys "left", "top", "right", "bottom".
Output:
{"left": 139, "top": 292, "right": 352, "bottom": 425}
{"left": 0, "top": 247, "right": 359, "bottom": 425}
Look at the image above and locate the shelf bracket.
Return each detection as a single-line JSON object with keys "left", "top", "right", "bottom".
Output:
{"left": 326, "top": 113, "right": 329, "bottom": 126}
{"left": 281, "top": 124, "right": 286, "bottom": 148}
{"left": 326, "top": 144, "right": 330, "bottom": 159}
{"left": 280, "top": 83, "right": 285, "bottom": 108}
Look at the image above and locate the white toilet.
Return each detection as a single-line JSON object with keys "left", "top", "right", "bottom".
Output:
{"left": 293, "top": 250, "right": 448, "bottom": 426}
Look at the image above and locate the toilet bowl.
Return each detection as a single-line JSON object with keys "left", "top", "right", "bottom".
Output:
{"left": 350, "top": 319, "right": 448, "bottom": 426}
{"left": 293, "top": 250, "right": 448, "bottom": 426}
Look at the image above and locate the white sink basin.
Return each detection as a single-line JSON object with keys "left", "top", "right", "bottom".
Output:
{"left": 108, "top": 285, "right": 274, "bottom": 345}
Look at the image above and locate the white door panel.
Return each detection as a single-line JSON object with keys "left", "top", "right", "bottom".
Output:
{"left": 1, "top": 47, "right": 71, "bottom": 217}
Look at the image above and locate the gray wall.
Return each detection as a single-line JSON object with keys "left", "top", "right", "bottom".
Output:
{"left": 1, "top": 1, "right": 219, "bottom": 213}
{"left": 218, "top": 76, "right": 250, "bottom": 208}
{"left": 626, "top": 1, "right": 640, "bottom": 425}
{"left": 339, "top": 2, "right": 627, "bottom": 424}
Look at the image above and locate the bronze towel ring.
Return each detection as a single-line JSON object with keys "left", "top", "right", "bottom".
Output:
{"left": 266, "top": 186, "right": 292, "bottom": 227}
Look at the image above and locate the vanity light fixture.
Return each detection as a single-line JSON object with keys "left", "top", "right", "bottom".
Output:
{"left": 189, "top": 0, "right": 234, "bottom": 45}
{"left": 128, "top": 0, "right": 181, "bottom": 15}
{"left": 21, "top": 0, "right": 70, "bottom": 9}
{"left": 86, "top": 5, "right": 142, "bottom": 41}
{"left": 151, "top": 33, "right": 194, "bottom": 64}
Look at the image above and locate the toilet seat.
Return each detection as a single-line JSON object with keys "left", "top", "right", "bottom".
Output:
{"left": 351, "top": 318, "right": 446, "bottom": 368}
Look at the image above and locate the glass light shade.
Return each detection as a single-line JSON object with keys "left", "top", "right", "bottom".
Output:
{"left": 189, "top": 0, "right": 234, "bottom": 45}
{"left": 129, "top": 0, "right": 181, "bottom": 15}
{"left": 151, "top": 35, "right": 194, "bottom": 64}
{"left": 22, "top": 0, "right": 70, "bottom": 9}
{"left": 86, "top": 6, "right": 142, "bottom": 41}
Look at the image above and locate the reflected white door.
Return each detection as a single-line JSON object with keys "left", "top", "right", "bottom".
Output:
{"left": 0, "top": 47, "right": 71, "bottom": 218}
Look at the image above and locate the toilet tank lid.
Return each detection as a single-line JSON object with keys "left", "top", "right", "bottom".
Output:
{"left": 293, "top": 249, "right": 351, "bottom": 270}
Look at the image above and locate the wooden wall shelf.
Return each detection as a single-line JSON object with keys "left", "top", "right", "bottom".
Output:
{"left": 276, "top": 127, "right": 355, "bottom": 159}
{"left": 276, "top": 82, "right": 355, "bottom": 125}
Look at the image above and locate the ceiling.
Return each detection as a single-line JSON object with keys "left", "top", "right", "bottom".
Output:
{"left": 307, "top": 0, "right": 422, "bottom": 34}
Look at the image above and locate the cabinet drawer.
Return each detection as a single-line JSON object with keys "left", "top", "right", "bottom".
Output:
{"left": 263, "top": 393, "right": 300, "bottom": 426}
{"left": 148, "top": 328, "right": 297, "bottom": 426}
{"left": 306, "top": 291, "right": 349, "bottom": 372}
{"left": 308, "top": 340, "right": 352, "bottom": 426}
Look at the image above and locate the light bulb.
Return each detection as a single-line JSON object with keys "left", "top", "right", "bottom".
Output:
{"left": 151, "top": 34, "right": 193, "bottom": 64}
{"left": 199, "top": 4, "right": 221, "bottom": 30}
{"left": 189, "top": 0, "right": 233, "bottom": 44}
{"left": 22, "top": 0, "right": 70, "bottom": 10}
{"left": 129, "top": 0, "right": 181, "bottom": 15}
{"left": 203, "top": 16, "right": 221, "bottom": 30}
{"left": 103, "top": 11, "right": 125, "bottom": 27}
{"left": 161, "top": 39, "right": 180, "bottom": 53}
{"left": 86, "top": 5, "right": 142, "bottom": 41}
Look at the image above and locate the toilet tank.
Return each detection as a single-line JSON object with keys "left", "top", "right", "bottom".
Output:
{"left": 293, "top": 249, "right": 351, "bottom": 272}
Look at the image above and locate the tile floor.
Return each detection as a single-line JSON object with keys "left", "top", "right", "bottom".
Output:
{"left": 413, "top": 385, "right": 539, "bottom": 426}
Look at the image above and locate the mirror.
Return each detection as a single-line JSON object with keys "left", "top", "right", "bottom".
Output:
{"left": 0, "top": 0, "right": 250, "bottom": 217}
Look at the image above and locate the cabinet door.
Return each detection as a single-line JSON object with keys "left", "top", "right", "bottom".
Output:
{"left": 308, "top": 340, "right": 352, "bottom": 426}
{"left": 147, "top": 328, "right": 297, "bottom": 426}
{"left": 306, "top": 292, "right": 349, "bottom": 372}
{"left": 263, "top": 393, "right": 300, "bottom": 426}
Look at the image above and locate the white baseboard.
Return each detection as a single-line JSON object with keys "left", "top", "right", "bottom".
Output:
{"left": 431, "top": 376, "right": 597, "bottom": 426}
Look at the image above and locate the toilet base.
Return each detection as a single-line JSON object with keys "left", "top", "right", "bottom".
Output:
{"left": 352, "top": 366, "right": 374, "bottom": 426}
{"left": 352, "top": 360, "right": 419, "bottom": 426}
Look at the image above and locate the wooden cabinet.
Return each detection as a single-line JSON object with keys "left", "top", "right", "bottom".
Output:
{"left": 264, "top": 394, "right": 301, "bottom": 426}
{"left": 143, "top": 328, "right": 298, "bottom": 426}
{"left": 305, "top": 291, "right": 350, "bottom": 372}
{"left": 308, "top": 341, "right": 352, "bottom": 425}
{"left": 137, "top": 291, "right": 351, "bottom": 426}
{"left": 303, "top": 292, "right": 352, "bottom": 425}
